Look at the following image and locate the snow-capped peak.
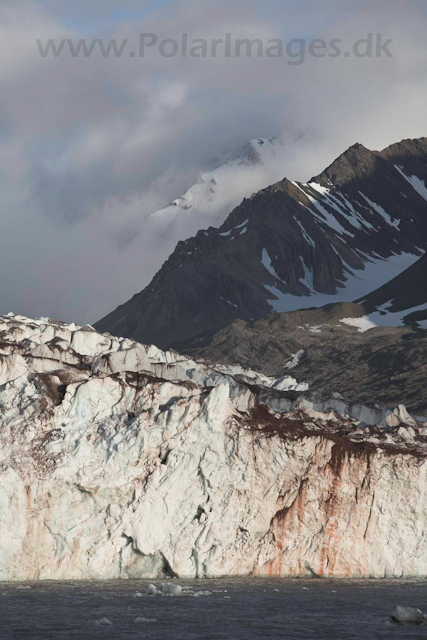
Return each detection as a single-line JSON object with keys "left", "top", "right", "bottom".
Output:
{"left": 148, "top": 136, "right": 287, "bottom": 232}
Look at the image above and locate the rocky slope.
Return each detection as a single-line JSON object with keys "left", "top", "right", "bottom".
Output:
{"left": 1, "top": 313, "right": 427, "bottom": 581}
{"left": 96, "top": 137, "right": 427, "bottom": 348}
{"left": 176, "top": 302, "right": 427, "bottom": 416}
{"left": 357, "top": 252, "right": 427, "bottom": 327}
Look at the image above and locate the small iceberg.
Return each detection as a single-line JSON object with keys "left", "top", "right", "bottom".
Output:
{"left": 95, "top": 618, "right": 112, "bottom": 626}
{"left": 146, "top": 583, "right": 213, "bottom": 597}
{"left": 191, "top": 589, "right": 213, "bottom": 597}
{"left": 135, "top": 617, "right": 157, "bottom": 623}
{"left": 147, "top": 582, "right": 183, "bottom": 596}
{"left": 390, "top": 606, "right": 427, "bottom": 626}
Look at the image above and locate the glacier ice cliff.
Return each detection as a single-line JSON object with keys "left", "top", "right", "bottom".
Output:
{"left": 0, "top": 313, "right": 426, "bottom": 581}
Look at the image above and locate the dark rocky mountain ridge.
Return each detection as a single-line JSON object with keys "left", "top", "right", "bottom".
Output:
{"left": 95, "top": 137, "right": 427, "bottom": 349}
{"left": 175, "top": 301, "right": 427, "bottom": 416}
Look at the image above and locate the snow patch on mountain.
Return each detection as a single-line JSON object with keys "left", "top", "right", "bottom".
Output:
{"left": 263, "top": 252, "right": 419, "bottom": 315}
{"left": 340, "top": 316, "right": 377, "bottom": 332}
{"left": 395, "top": 165, "right": 427, "bottom": 202}
{"left": 261, "top": 248, "right": 287, "bottom": 283}
{"left": 369, "top": 301, "right": 427, "bottom": 327}
{"left": 284, "top": 349, "right": 305, "bottom": 369}
{"left": 308, "top": 183, "right": 371, "bottom": 232}
{"left": 293, "top": 182, "right": 354, "bottom": 236}
{"left": 293, "top": 217, "right": 316, "bottom": 246}
{"left": 359, "top": 192, "right": 400, "bottom": 229}
{"left": 219, "top": 219, "right": 249, "bottom": 238}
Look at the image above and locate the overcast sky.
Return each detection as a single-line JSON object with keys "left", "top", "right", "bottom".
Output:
{"left": 0, "top": 0, "right": 426, "bottom": 324}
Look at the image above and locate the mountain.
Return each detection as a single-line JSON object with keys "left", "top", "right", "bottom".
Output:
{"left": 1, "top": 313, "right": 427, "bottom": 580}
{"left": 95, "top": 137, "right": 427, "bottom": 348}
{"left": 146, "top": 136, "right": 290, "bottom": 235}
{"left": 177, "top": 249, "right": 427, "bottom": 415}
{"left": 357, "top": 251, "right": 427, "bottom": 327}
{"left": 175, "top": 302, "right": 427, "bottom": 416}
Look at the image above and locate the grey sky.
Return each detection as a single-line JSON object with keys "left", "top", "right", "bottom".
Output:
{"left": 0, "top": 0, "right": 426, "bottom": 324}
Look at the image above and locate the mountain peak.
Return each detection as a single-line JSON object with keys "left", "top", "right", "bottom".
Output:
{"left": 381, "top": 136, "right": 427, "bottom": 157}
{"left": 95, "top": 135, "right": 427, "bottom": 349}
{"left": 229, "top": 136, "right": 281, "bottom": 167}
{"left": 380, "top": 137, "right": 427, "bottom": 185}
{"left": 348, "top": 142, "right": 366, "bottom": 151}
{"left": 310, "top": 142, "right": 379, "bottom": 188}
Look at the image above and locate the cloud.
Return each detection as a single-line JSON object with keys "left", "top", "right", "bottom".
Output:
{"left": 0, "top": 0, "right": 426, "bottom": 324}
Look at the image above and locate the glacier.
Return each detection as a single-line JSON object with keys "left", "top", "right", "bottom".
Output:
{"left": 0, "top": 313, "right": 426, "bottom": 581}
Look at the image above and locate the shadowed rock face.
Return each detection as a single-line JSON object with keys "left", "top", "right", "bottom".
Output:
{"left": 1, "top": 313, "right": 427, "bottom": 581}
{"left": 175, "top": 302, "right": 427, "bottom": 416}
{"left": 357, "top": 252, "right": 427, "bottom": 326}
{"left": 95, "top": 137, "right": 427, "bottom": 349}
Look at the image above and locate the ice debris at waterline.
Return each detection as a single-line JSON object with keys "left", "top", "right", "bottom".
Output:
{"left": 1, "top": 313, "right": 427, "bottom": 580}
{"left": 148, "top": 583, "right": 182, "bottom": 596}
{"left": 95, "top": 618, "right": 112, "bottom": 626}
{"left": 390, "top": 607, "right": 427, "bottom": 626}
{"left": 146, "top": 583, "right": 212, "bottom": 597}
{"left": 135, "top": 617, "right": 158, "bottom": 624}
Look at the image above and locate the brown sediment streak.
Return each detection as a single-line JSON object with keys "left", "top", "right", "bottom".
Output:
{"left": 255, "top": 479, "right": 308, "bottom": 576}
{"left": 319, "top": 443, "right": 373, "bottom": 576}
{"left": 256, "top": 441, "right": 375, "bottom": 577}
{"left": 318, "top": 449, "right": 344, "bottom": 577}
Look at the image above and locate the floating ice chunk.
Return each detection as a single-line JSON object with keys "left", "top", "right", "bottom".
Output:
{"left": 148, "top": 582, "right": 183, "bottom": 596}
{"left": 135, "top": 617, "right": 157, "bottom": 623}
{"left": 159, "top": 582, "right": 183, "bottom": 596}
{"left": 391, "top": 606, "right": 427, "bottom": 625}
{"left": 147, "top": 583, "right": 159, "bottom": 596}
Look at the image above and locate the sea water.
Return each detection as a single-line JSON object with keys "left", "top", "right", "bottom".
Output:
{"left": 1, "top": 578, "right": 427, "bottom": 639}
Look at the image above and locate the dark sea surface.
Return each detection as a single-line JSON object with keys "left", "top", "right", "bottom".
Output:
{"left": 1, "top": 578, "right": 427, "bottom": 640}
